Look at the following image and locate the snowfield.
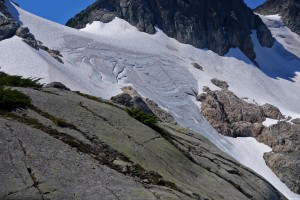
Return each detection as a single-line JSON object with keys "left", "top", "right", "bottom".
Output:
{"left": 1, "top": 1, "right": 300, "bottom": 199}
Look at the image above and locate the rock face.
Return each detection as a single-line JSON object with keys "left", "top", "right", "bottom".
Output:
{"left": 198, "top": 85, "right": 266, "bottom": 137}
{"left": 66, "top": 0, "right": 274, "bottom": 61}
{"left": 258, "top": 122, "right": 300, "bottom": 194}
{"left": 255, "top": 0, "right": 300, "bottom": 36}
{"left": 198, "top": 79, "right": 299, "bottom": 194}
{"left": 262, "top": 103, "right": 285, "bottom": 120}
{"left": 0, "top": 0, "right": 19, "bottom": 41}
{"left": 0, "top": 87, "right": 286, "bottom": 199}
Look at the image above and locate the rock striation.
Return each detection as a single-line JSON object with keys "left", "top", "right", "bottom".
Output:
{"left": 255, "top": 0, "right": 300, "bottom": 36}
{"left": 66, "top": 0, "right": 274, "bottom": 61}
{"left": 0, "top": 86, "right": 286, "bottom": 199}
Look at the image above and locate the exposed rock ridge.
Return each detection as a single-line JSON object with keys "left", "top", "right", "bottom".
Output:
{"left": 66, "top": 0, "right": 274, "bottom": 61}
{"left": 255, "top": 0, "right": 300, "bottom": 36}
{"left": 198, "top": 78, "right": 299, "bottom": 194}
{"left": 0, "top": 86, "right": 287, "bottom": 199}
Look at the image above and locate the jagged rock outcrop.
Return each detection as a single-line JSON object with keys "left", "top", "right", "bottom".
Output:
{"left": 258, "top": 122, "right": 300, "bottom": 194}
{"left": 255, "top": 0, "right": 300, "bottom": 36}
{"left": 292, "top": 118, "right": 300, "bottom": 125}
{"left": 15, "top": 26, "right": 39, "bottom": 49}
{"left": 211, "top": 78, "right": 229, "bottom": 90}
{"left": 120, "top": 86, "right": 176, "bottom": 123}
{"left": 0, "top": 87, "right": 287, "bottom": 199}
{"left": 262, "top": 103, "right": 285, "bottom": 120}
{"left": 198, "top": 85, "right": 266, "bottom": 137}
{"left": 44, "top": 82, "right": 70, "bottom": 90}
{"left": 0, "top": 0, "right": 19, "bottom": 41}
{"left": 111, "top": 93, "right": 154, "bottom": 114}
{"left": 198, "top": 79, "right": 299, "bottom": 194}
{"left": 66, "top": 0, "right": 274, "bottom": 61}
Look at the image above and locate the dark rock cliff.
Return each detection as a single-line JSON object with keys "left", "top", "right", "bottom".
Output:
{"left": 255, "top": 0, "right": 300, "bottom": 36}
{"left": 66, "top": 0, "right": 274, "bottom": 61}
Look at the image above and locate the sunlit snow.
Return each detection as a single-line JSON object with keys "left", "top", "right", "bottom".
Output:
{"left": 1, "top": 1, "right": 300, "bottom": 199}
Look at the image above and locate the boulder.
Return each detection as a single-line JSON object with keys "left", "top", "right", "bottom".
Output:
{"left": 111, "top": 93, "right": 153, "bottom": 114}
{"left": 262, "top": 103, "right": 285, "bottom": 120}
{"left": 291, "top": 118, "right": 300, "bottom": 125}
{"left": 111, "top": 93, "right": 133, "bottom": 107}
{"left": 191, "top": 62, "right": 203, "bottom": 71}
{"left": 44, "top": 82, "right": 70, "bottom": 91}
{"left": 0, "top": 15, "right": 18, "bottom": 41}
{"left": 211, "top": 78, "right": 229, "bottom": 90}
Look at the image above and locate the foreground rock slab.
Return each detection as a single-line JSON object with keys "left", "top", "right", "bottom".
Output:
{"left": 0, "top": 87, "right": 287, "bottom": 199}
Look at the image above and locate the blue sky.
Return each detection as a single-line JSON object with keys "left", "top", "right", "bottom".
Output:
{"left": 13, "top": 0, "right": 266, "bottom": 25}
{"left": 14, "top": 0, "right": 97, "bottom": 24}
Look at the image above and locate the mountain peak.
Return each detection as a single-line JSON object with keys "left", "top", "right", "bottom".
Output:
{"left": 66, "top": 0, "right": 274, "bottom": 61}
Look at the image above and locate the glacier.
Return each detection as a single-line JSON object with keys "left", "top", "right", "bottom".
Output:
{"left": 0, "top": 1, "right": 300, "bottom": 199}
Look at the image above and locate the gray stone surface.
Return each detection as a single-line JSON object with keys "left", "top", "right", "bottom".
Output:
{"left": 0, "top": 15, "right": 18, "bottom": 41}
{"left": 111, "top": 93, "right": 153, "bottom": 114}
{"left": 0, "top": 118, "right": 155, "bottom": 200}
{"left": 0, "top": 87, "right": 286, "bottom": 199}
{"left": 66, "top": 0, "right": 274, "bottom": 61}
{"left": 44, "top": 82, "right": 70, "bottom": 90}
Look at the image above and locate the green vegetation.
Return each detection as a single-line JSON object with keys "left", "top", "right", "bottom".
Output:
{"left": 126, "top": 108, "right": 157, "bottom": 126}
{"left": 0, "top": 71, "right": 43, "bottom": 111}
{"left": 0, "top": 87, "right": 31, "bottom": 111}
{"left": 0, "top": 72, "right": 43, "bottom": 88}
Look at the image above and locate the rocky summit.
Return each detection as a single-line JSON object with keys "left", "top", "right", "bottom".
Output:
{"left": 66, "top": 0, "right": 274, "bottom": 61}
{"left": 255, "top": 0, "right": 300, "bottom": 36}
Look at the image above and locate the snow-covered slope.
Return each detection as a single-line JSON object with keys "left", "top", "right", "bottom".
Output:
{"left": 1, "top": 1, "right": 300, "bottom": 199}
